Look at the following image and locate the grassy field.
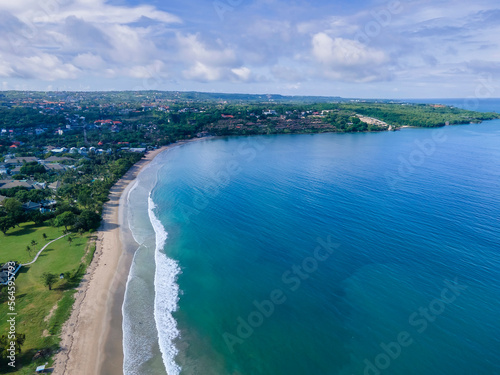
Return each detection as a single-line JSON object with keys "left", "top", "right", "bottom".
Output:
{"left": 0, "top": 222, "right": 95, "bottom": 373}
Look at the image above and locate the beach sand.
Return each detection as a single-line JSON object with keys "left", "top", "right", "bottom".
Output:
{"left": 52, "top": 140, "right": 199, "bottom": 375}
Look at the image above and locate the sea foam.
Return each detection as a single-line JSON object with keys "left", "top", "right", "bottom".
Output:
{"left": 148, "top": 195, "right": 182, "bottom": 375}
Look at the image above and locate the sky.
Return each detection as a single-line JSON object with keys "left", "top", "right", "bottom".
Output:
{"left": 0, "top": 0, "right": 499, "bottom": 98}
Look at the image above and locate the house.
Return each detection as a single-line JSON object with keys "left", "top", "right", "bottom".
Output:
{"left": 49, "top": 181, "right": 62, "bottom": 191}
{"left": 44, "top": 164, "right": 66, "bottom": 172}
{"left": 33, "top": 182, "right": 46, "bottom": 190}
{"left": 51, "top": 147, "right": 68, "bottom": 153}
{"left": 40, "top": 199, "right": 57, "bottom": 212}
{"left": 22, "top": 201, "right": 42, "bottom": 211}
{"left": 0, "top": 164, "right": 8, "bottom": 175}
{"left": 44, "top": 156, "right": 74, "bottom": 163}
{"left": 5, "top": 157, "right": 38, "bottom": 166}
{"left": 263, "top": 110, "right": 277, "bottom": 116}
{"left": 0, "top": 180, "right": 35, "bottom": 189}
{"left": 10, "top": 166, "right": 22, "bottom": 175}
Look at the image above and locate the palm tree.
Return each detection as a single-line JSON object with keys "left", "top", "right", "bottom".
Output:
{"left": 26, "top": 245, "right": 32, "bottom": 258}
{"left": 42, "top": 233, "right": 47, "bottom": 241}
{"left": 67, "top": 236, "right": 73, "bottom": 246}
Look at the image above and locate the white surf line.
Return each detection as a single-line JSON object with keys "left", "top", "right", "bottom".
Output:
{"left": 21, "top": 233, "right": 69, "bottom": 266}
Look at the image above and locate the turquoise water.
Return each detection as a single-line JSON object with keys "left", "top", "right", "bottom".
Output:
{"left": 124, "top": 110, "right": 500, "bottom": 374}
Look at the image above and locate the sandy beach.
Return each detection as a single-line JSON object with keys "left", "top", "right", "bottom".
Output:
{"left": 52, "top": 140, "right": 198, "bottom": 375}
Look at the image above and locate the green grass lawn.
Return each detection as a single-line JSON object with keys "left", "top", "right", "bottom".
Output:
{"left": 0, "top": 222, "right": 94, "bottom": 373}
{"left": 0, "top": 223, "right": 69, "bottom": 265}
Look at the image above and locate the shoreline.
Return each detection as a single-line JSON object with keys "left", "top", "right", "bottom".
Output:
{"left": 52, "top": 139, "right": 201, "bottom": 375}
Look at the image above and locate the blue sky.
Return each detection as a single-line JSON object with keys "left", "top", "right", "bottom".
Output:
{"left": 0, "top": 0, "right": 499, "bottom": 98}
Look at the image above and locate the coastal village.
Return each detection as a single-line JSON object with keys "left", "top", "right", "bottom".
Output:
{"left": 1, "top": 91, "right": 498, "bottom": 374}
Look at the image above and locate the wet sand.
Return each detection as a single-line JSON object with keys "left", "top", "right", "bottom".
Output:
{"left": 52, "top": 141, "right": 198, "bottom": 374}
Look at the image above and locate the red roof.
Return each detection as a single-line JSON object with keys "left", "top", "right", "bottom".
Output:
{"left": 10, "top": 145, "right": 18, "bottom": 148}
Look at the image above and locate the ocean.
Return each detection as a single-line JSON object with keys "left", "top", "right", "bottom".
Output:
{"left": 122, "top": 99, "right": 500, "bottom": 375}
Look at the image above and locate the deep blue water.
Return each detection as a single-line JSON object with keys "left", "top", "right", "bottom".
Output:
{"left": 124, "top": 100, "right": 500, "bottom": 375}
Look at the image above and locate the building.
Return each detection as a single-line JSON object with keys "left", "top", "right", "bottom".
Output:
{"left": 44, "top": 164, "right": 67, "bottom": 172}
{"left": 44, "top": 156, "right": 74, "bottom": 163}
{"left": 49, "top": 181, "right": 62, "bottom": 191}
{"left": 0, "top": 180, "right": 35, "bottom": 189}
{"left": 51, "top": 147, "right": 68, "bottom": 153}
{"left": 0, "top": 164, "right": 8, "bottom": 175}
{"left": 4, "top": 157, "right": 38, "bottom": 166}
{"left": 22, "top": 201, "right": 42, "bottom": 211}
{"left": 10, "top": 166, "right": 22, "bottom": 175}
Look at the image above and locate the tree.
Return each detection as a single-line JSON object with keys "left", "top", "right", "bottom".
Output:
{"left": 3, "top": 198, "right": 23, "bottom": 223}
{"left": 74, "top": 210, "right": 101, "bottom": 232}
{"left": 30, "top": 211, "right": 47, "bottom": 225}
{"left": 20, "top": 162, "right": 46, "bottom": 175}
{"left": 41, "top": 272, "right": 58, "bottom": 290}
{"left": 42, "top": 232, "right": 47, "bottom": 241}
{"left": 26, "top": 245, "right": 32, "bottom": 258}
{"left": 30, "top": 239, "right": 38, "bottom": 253}
{"left": 0, "top": 333, "right": 26, "bottom": 358}
{"left": 54, "top": 211, "right": 77, "bottom": 230}
{"left": 3, "top": 198, "right": 22, "bottom": 214}
{"left": 67, "top": 236, "right": 73, "bottom": 246}
{"left": 0, "top": 216, "right": 15, "bottom": 235}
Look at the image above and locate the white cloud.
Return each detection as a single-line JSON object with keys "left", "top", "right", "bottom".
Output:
{"left": 4, "top": 0, "right": 181, "bottom": 25}
{"left": 177, "top": 33, "right": 236, "bottom": 67}
{"left": 0, "top": 0, "right": 179, "bottom": 82}
{"left": 17, "top": 53, "right": 80, "bottom": 80}
{"left": 177, "top": 33, "right": 251, "bottom": 82}
{"left": 311, "top": 32, "right": 389, "bottom": 82}
{"left": 0, "top": 0, "right": 499, "bottom": 97}
{"left": 72, "top": 53, "right": 105, "bottom": 70}
{"left": 231, "top": 67, "right": 252, "bottom": 81}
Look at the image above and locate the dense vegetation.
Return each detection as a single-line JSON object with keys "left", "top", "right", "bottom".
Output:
{"left": 0, "top": 152, "right": 142, "bottom": 235}
{"left": 0, "top": 90, "right": 499, "bottom": 373}
{"left": 339, "top": 103, "right": 499, "bottom": 127}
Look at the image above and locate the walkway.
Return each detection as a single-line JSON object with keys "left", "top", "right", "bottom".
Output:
{"left": 21, "top": 233, "right": 69, "bottom": 266}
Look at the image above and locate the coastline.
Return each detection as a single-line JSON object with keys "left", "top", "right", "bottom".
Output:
{"left": 52, "top": 139, "right": 200, "bottom": 375}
